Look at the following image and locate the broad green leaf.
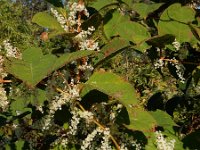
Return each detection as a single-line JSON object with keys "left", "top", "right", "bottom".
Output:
{"left": 5, "top": 47, "right": 94, "bottom": 87}
{"left": 118, "top": 21, "right": 151, "bottom": 43}
{"left": 132, "top": 41, "right": 151, "bottom": 52}
{"left": 5, "top": 47, "right": 56, "bottom": 87}
{"left": 32, "top": 12, "right": 64, "bottom": 31}
{"left": 104, "top": 10, "right": 150, "bottom": 47}
{"left": 132, "top": 3, "right": 163, "bottom": 19}
{"left": 167, "top": 3, "right": 195, "bottom": 23}
{"left": 149, "top": 110, "right": 176, "bottom": 132}
{"left": 81, "top": 71, "right": 138, "bottom": 105}
{"left": 94, "top": 37, "right": 130, "bottom": 66}
{"left": 89, "top": 0, "right": 118, "bottom": 11}
{"left": 104, "top": 10, "right": 130, "bottom": 39}
{"left": 126, "top": 109, "right": 176, "bottom": 134}
{"left": 121, "top": 0, "right": 133, "bottom": 7}
{"left": 126, "top": 109, "right": 183, "bottom": 149}
{"left": 125, "top": 107, "right": 157, "bottom": 132}
{"left": 15, "top": 140, "right": 25, "bottom": 150}
{"left": 51, "top": 50, "right": 94, "bottom": 72}
{"left": 158, "top": 4, "right": 197, "bottom": 44}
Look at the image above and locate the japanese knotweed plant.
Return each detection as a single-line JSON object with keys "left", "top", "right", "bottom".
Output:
{"left": 0, "top": 0, "right": 200, "bottom": 150}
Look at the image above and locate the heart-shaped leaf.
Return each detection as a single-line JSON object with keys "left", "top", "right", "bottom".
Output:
{"left": 32, "top": 12, "right": 64, "bottom": 32}
{"left": 94, "top": 37, "right": 130, "bottom": 66}
{"left": 158, "top": 3, "right": 197, "bottom": 44}
{"left": 167, "top": 3, "right": 195, "bottom": 23}
{"left": 5, "top": 47, "right": 94, "bottom": 87}
{"left": 132, "top": 2, "right": 163, "bottom": 19}
{"left": 81, "top": 71, "right": 138, "bottom": 105}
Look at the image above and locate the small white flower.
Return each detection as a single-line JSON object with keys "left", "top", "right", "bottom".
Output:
{"left": 0, "top": 85, "right": 9, "bottom": 112}
{"left": 172, "top": 39, "right": 180, "bottom": 51}
{"left": 50, "top": 8, "right": 68, "bottom": 32}
{"left": 155, "top": 131, "right": 176, "bottom": 150}
{"left": 100, "top": 128, "right": 112, "bottom": 150}
{"left": 2, "top": 40, "right": 21, "bottom": 59}
{"left": 81, "top": 127, "right": 102, "bottom": 149}
{"left": 0, "top": 55, "right": 7, "bottom": 78}
{"left": 154, "top": 59, "right": 164, "bottom": 69}
{"left": 68, "top": 110, "right": 81, "bottom": 135}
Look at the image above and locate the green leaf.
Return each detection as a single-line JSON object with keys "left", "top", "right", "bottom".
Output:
{"left": 5, "top": 47, "right": 94, "bottom": 87}
{"left": 126, "top": 109, "right": 176, "bottom": 134}
{"left": 167, "top": 3, "right": 195, "bottom": 23}
{"left": 117, "top": 21, "right": 151, "bottom": 44}
{"left": 121, "top": 0, "right": 133, "bottom": 7}
{"left": 81, "top": 71, "right": 138, "bottom": 105}
{"left": 15, "top": 140, "right": 25, "bottom": 150}
{"left": 125, "top": 107, "right": 156, "bottom": 132}
{"left": 149, "top": 110, "right": 176, "bottom": 132}
{"left": 5, "top": 47, "right": 56, "bottom": 87}
{"left": 158, "top": 3, "right": 197, "bottom": 44}
{"left": 132, "top": 2, "right": 163, "bottom": 19}
{"left": 51, "top": 50, "right": 94, "bottom": 72}
{"left": 104, "top": 10, "right": 151, "bottom": 47}
{"left": 10, "top": 98, "right": 31, "bottom": 116}
{"left": 104, "top": 10, "right": 130, "bottom": 39}
{"left": 94, "top": 37, "right": 130, "bottom": 66}
{"left": 89, "top": 0, "right": 118, "bottom": 11}
{"left": 32, "top": 12, "right": 64, "bottom": 31}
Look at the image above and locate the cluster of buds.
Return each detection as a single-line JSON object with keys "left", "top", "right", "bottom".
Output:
{"left": 50, "top": 8, "right": 69, "bottom": 32}
{"left": 74, "top": 26, "right": 99, "bottom": 51}
{"left": 169, "top": 58, "right": 185, "bottom": 83}
{"left": 68, "top": 1, "right": 89, "bottom": 27}
{"left": 68, "top": 108, "right": 94, "bottom": 135}
{"left": 0, "top": 85, "right": 9, "bottom": 112}
{"left": 154, "top": 57, "right": 185, "bottom": 83}
{"left": 0, "top": 55, "right": 7, "bottom": 78}
{"left": 1, "top": 40, "right": 22, "bottom": 59}
{"left": 50, "top": 1, "right": 90, "bottom": 33}
{"left": 155, "top": 131, "right": 176, "bottom": 150}
{"left": 172, "top": 39, "right": 181, "bottom": 51}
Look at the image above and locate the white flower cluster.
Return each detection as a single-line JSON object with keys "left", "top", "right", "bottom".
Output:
{"left": 0, "top": 85, "right": 9, "bottom": 112}
{"left": 78, "top": 60, "right": 94, "bottom": 74}
{"left": 155, "top": 131, "right": 176, "bottom": 150}
{"left": 68, "top": 1, "right": 89, "bottom": 26}
{"left": 52, "top": 134, "right": 69, "bottom": 148}
{"left": 120, "top": 143, "right": 128, "bottom": 150}
{"left": 172, "top": 39, "right": 180, "bottom": 51}
{"left": 74, "top": 26, "right": 99, "bottom": 51}
{"left": 68, "top": 109, "right": 94, "bottom": 135}
{"left": 41, "top": 115, "right": 53, "bottom": 130}
{"left": 2, "top": 40, "right": 22, "bottom": 59}
{"left": 68, "top": 109, "right": 81, "bottom": 135}
{"left": 131, "top": 140, "right": 142, "bottom": 150}
{"left": 170, "top": 58, "right": 185, "bottom": 83}
{"left": 100, "top": 128, "right": 112, "bottom": 150}
{"left": 110, "top": 103, "right": 123, "bottom": 121}
{"left": 50, "top": 8, "right": 69, "bottom": 32}
{"left": 0, "top": 55, "right": 7, "bottom": 78}
{"left": 51, "top": 2, "right": 89, "bottom": 32}
{"left": 154, "top": 59, "right": 164, "bottom": 69}
{"left": 81, "top": 127, "right": 103, "bottom": 150}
